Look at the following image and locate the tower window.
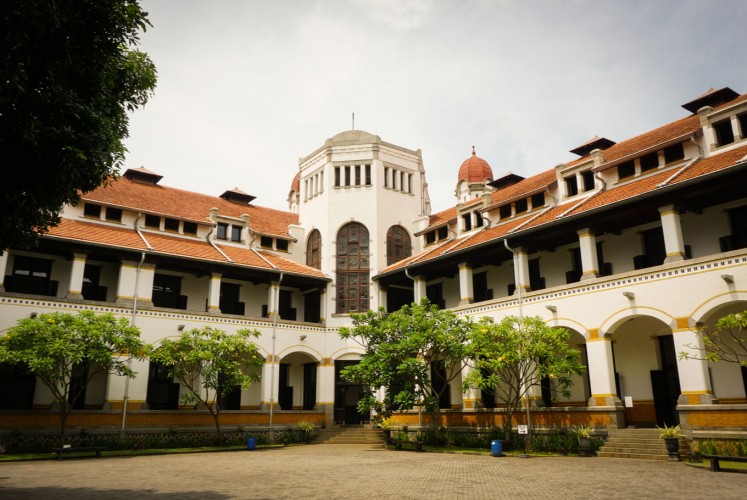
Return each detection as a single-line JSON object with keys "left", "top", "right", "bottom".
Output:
{"left": 307, "top": 230, "right": 321, "bottom": 269}
{"left": 334, "top": 167, "right": 341, "bottom": 187}
{"left": 336, "top": 222, "right": 370, "bottom": 314}
{"left": 365, "top": 164, "right": 372, "bottom": 185}
{"left": 386, "top": 225, "right": 412, "bottom": 265}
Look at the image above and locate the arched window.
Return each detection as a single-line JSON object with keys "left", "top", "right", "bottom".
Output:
{"left": 386, "top": 225, "right": 412, "bottom": 266}
{"left": 336, "top": 222, "right": 370, "bottom": 314}
{"left": 306, "top": 230, "right": 321, "bottom": 269}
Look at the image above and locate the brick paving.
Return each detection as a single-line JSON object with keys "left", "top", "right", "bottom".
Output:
{"left": 1, "top": 444, "right": 746, "bottom": 499}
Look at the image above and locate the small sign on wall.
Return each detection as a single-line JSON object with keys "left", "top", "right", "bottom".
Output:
{"left": 624, "top": 396, "right": 633, "bottom": 408}
{"left": 518, "top": 424, "right": 528, "bottom": 434}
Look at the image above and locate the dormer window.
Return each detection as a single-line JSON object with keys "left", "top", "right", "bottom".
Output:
{"left": 83, "top": 203, "right": 101, "bottom": 218}
{"left": 164, "top": 218, "right": 179, "bottom": 232}
{"left": 515, "top": 198, "right": 528, "bottom": 214}
{"left": 462, "top": 214, "right": 472, "bottom": 231}
{"left": 183, "top": 222, "right": 198, "bottom": 235}
{"left": 640, "top": 152, "right": 659, "bottom": 173}
{"left": 499, "top": 205, "right": 512, "bottom": 219}
{"left": 738, "top": 113, "right": 747, "bottom": 140}
{"left": 105, "top": 207, "right": 122, "bottom": 222}
{"left": 216, "top": 222, "right": 228, "bottom": 240}
{"left": 531, "top": 192, "right": 545, "bottom": 209}
{"left": 260, "top": 236, "right": 273, "bottom": 248}
{"left": 474, "top": 212, "right": 484, "bottom": 228}
{"left": 664, "top": 143, "right": 685, "bottom": 164}
{"left": 713, "top": 119, "right": 735, "bottom": 146}
{"left": 424, "top": 226, "right": 448, "bottom": 245}
{"left": 618, "top": 161, "right": 635, "bottom": 180}
{"left": 565, "top": 175, "right": 579, "bottom": 197}
{"left": 581, "top": 170, "right": 595, "bottom": 192}
{"left": 276, "top": 239, "right": 289, "bottom": 252}
{"left": 230, "top": 225, "right": 242, "bottom": 242}
{"left": 145, "top": 214, "right": 160, "bottom": 228}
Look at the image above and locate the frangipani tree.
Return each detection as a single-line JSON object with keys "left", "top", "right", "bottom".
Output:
{"left": 465, "top": 315, "right": 585, "bottom": 438}
{"left": 0, "top": 311, "right": 147, "bottom": 445}
{"left": 339, "top": 300, "right": 472, "bottom": 436}
{"left": 150, "top": 326, "right": 264, "bottom": 442}
{"left": 679, "top": 310, "right": 747, "bottom": 366}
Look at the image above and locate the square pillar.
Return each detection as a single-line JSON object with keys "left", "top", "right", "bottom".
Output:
{"left": 577, "top": 229, "right": 600, "bottom": 280}
{"left": 514, "top": 248, "right": 530, "bottom": 293}
{"left": 458, "top": 262, "right": 474, "bottom": 305}
{"left": 413, "top": 275, "right": 427, "bottom": 303}
{"left": 0, "top": 250, "right": 9, "bottom": 292}
{"left": 673, "top": 319, "right": 718, "bottom": 405}
{"left": 104, "top": 357, "right": 150, "bottom": 410}
{"left": 316, "top": 359, "right": 335, "bottom": 425}
{"left": 659, "top": 205, "right": 686, "bottom": 263}
{"left": 115, "top": 260, "right": 154, "bottom": 308}
{"left": 65, "top": 252, "right": 87, "bottom": 300}
{"left": 207, "top": 272, "right": 221, "bottom": 314}
{"left": 261, "top": 357, "right": 279, "bottom": 410}
{"left": 586, "top": 335, "right": 623, "bottom": 408}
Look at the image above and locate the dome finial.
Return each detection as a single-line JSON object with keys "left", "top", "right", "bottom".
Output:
{"left": 472, "top": 145, "right": 476, "bottom": 155}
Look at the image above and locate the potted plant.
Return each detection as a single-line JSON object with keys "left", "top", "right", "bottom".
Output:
{"left": 392, "top": 431, "right": 409, "bottom": 450}
{"left": 572, "top": 424, "right": 593, "bottom": 457}
{"left": 377, "top": 417, "right": 399, "bottom": 444}
{"left": 657, "top": 423, "right": 684, "bottom": 461}
{"left": 296, "top": 420, "right": 315, "bottom": 443}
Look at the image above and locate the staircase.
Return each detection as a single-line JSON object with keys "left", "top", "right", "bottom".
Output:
{"left": 597, "top": 428, "right": 689, "bottom": 461}
{"left": 312, "top": 425, "right": 384, "bottom": 445}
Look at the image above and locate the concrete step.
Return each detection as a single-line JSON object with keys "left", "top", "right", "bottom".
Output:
{"left": 312, "top": 425, "right": 384, "bottom": 445}
{"left": 598, "top": 429, "right": 688, "bottom": 461}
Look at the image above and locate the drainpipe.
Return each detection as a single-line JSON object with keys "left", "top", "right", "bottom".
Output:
{"left": 403, "top": 268, "right": 423, "bottom": 429}
{"left": 503, "top": 239, "right": 531, "bottom": 451}
{"left": 121, "top": 249, "right": 146, "bottom": 434}
{"left": 268, "top": 271, "right": 283, "bottom": 440}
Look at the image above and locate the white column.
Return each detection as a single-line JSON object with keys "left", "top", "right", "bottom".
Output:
{"left": 66, "top": 252, "right": 87, "bottom": 299}
{"left": 261, "top": 358, "right": 279, "bottom": 410}
{"left": 317, "top": 359, "right": 335, "bottom": 425}
{"left": 515, "top": 248, "right": 530, "bottom": 293}
{"left": 672, "top": 319, "right": 718, "bottom": 405}
{"left": 267, "top": 282, "right": 278, "bottom": 318}
{"left": 319, "top": 287, "right": 327, "bottom": 324}
{"left": 105, "top": 357, "right": 150, "bottom": 410}
{"left": 458, "top": 262, "right": 474, "bottom": 305}
{"left": 115, "top": 260, "right": 154, "bottom": 308}
{"left": 586, "top": 334, "right": 623, "bottom": 407}
{"left": 731, "top": 114, "right": 742, "bottom": 141}
{"left": 0, "top": 250, "right": 9, "bottom": 291}
{"left": 207, "top": 272, "right": 221, "bottom": 314}
{"left": 577, "top": 229, "right": 599, "bottom": 280}
{"left": 377, "top": 284, "right": 387, "bottom": 311}
{"left": 413, "top": 275, "right": 427, "bottom": 302}
{"left": 659, "top": 205, "right": 686, "bottom": 263}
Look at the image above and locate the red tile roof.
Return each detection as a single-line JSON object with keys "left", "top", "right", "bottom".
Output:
{"left": 45, "top": 219, "right": 327, "bottom": 279}
{"left": 82, "top": 177, "right": 299, "bottom": 239}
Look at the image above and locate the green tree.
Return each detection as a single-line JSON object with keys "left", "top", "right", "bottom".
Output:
{"left": 339, "top": 300, "right": 472, "bottom": 436}
{"left": 679, "top": 310, "right": 747, "bottom": 366}
{"left": 150, "top": 327, "right": 264, "bottom": 442}
{"left": 0, "top": 0, "right": 157, "bottom": 251}
{"left": 465, "top": 315, "right": 585, "bottom": 439}
{"left": 0, "top": 311, "right": 148, "bottom": 445}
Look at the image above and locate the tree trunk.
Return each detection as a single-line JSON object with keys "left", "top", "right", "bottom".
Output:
{"left": 209, "top": 404, "right": 223, "bottom": 445}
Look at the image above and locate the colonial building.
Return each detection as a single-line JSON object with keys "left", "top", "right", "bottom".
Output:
{"left": 1, "top": 88, "right": 746, "bottom": 437}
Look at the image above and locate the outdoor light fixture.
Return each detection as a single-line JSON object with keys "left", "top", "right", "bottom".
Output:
{"left": 721, "top": 274, "right": 735, "bottom": 284}
{"left": 177, "top": 324, "right": 185, "bottom": 331}
{"left": 622, "top": 292, "right": 635, "bottom": 300}
{"left": 545, "top": 305, "right": 557, "bottom": 313}
{"left": 300, "top": 335, "right": 307, "bottom": 341}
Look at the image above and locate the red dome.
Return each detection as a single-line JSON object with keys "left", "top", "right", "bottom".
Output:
{"left": 290, "top": 172, "right": 300, "bottom": 193}
{"left": 457, "top": 147, "right": 493, "bottom": 183}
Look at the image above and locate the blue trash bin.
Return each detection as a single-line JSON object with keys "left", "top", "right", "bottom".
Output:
{"left": 491, "top": 439, "right": 503, "bottom": 457}
{"left": 247, "top": 436, "right": 256, "bottom": 451}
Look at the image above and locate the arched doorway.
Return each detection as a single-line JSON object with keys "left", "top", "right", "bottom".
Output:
{"left": 277, "top": 352, "right": 319, "bottom": 411}
{"left": 609, "top": 315, "right": 678, "bottom": 427}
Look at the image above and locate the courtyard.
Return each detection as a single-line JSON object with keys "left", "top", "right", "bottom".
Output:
{"left": 1, "top": 444, "right": 746, "bottom": 499}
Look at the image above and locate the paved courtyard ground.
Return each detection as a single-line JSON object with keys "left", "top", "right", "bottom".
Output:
{"left": 1, "top": 444, "right": 746, "bottom": 499}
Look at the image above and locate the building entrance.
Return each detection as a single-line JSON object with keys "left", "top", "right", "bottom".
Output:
{"left": 334, "top": 360, "right": 370, "bottom": 425}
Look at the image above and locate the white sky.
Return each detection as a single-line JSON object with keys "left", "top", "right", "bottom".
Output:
{"left": 123, "top": 0, "right": 747, "bottom": 214}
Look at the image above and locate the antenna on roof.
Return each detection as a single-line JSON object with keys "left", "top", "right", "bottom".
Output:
{"left": 352, "top": 112, "right": 355, "bottom": 130}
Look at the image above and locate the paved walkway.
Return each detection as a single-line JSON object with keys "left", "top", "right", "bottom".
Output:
{"left": 1, "top": 444, "right": 746, "bottom": 499}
